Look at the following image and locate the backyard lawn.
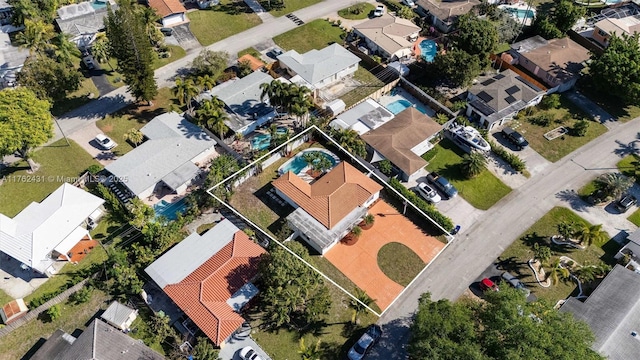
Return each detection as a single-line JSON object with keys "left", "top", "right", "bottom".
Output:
{"left": 261, "top": 0, "right": 324, "bottom": 17}
{"left": 338, "top": 3, "right": 375, "bottom": 19}
{"left": 153, "top": 45, "right": 187, "bottom": 69}
{"left": 0, "top": 289, "right": 110, "bottom": 360}
{"left": 498, "top": 207, "right": 618, "bottom": 304}
{"left": 273, "top": 19, "right": 345, "bottom": 53}
{"left": 188, "top": 2, "right": 262, "bottom": 46}
{"left": 513, "top": 98, "right": 608, "bottom": 162}
{"left": 52, "top": 77, "right": 100, "bottom": 116}
{"left": 341, "top": 67, "right": 385, "bottom": 108}
{"left": 0, "top": 289, "right": 12, "bottom": 307}
{"left": 425, "top": 139, "right": 512, "bottom": 210}
{"left": 0, "top": 139, "right": 100, "bottom": 217}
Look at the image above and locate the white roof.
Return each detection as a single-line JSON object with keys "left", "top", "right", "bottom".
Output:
{"left": 277, "top": 43, "right": 360, "bottom": 86}
{"left": 101, "top": 301, "right": 137, "bottom": 329}
{"left": 145, "top": 219, "right": 239, "bottom": 288}
{"left": 0, "top": 183, "right": 104, "bottom": 273}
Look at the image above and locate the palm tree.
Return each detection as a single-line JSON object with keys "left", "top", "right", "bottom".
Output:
{"left": 351, "top": 225, "right": 363, "bottom": 239}
{"left": 286, "top": 85, "right": 313, "bottom": 127}
{"left": 16, "top": 19, "right": 54, "bottom": 54}
{"left": 546, "top": 258, "right": 570, "bottom": 285}
{"left": 576, "top": 224, "right": 609, "bottom": 247}
{"left": 124, "top": 128, "right": 144, "bottom": 147}
{"left": 363, "top": 214, "right": 375, "bottom": 228}
{"left": 260, "top": 80, "right": 290, "bottom": 112}
{"left": 461, "top": 151, "right": 487, "bottom": 179}
{"left": 533, "top": 243, "right": 552, "bottom": 270}
{"left": 196, "top": 98, "right": 229, "bottom": 139}
{"left": 597, "top": 172, "right": 635, "bottom": 199}
{"left": 52, "top": 33, "right": 80, "bottom": 65}
{"left": 349, "top": 288, "right": 374, "bottom": 324}
{"left": 196, "top": 75, "right": 215, "bottom": 92}
{"left": 302, "top": 152, "right": 333, "bottom": 174}
{"left": 172, "top": 78, "right": 199, "bottom": 110}
{"left": 334, "top": 128, "right": 366, "bottom": 158}
{"left": 298, "top": 338, "right": 322, "bottom": 360}
{"left": 574, "top": 264, "right": 597, "bottom": 283}
{"left": 557, "top": 221, "right": 578, "bottom": 240}
{"left": 91, "top": 33, "right": 111, "bottom": 66}
{"left": 136, "top": 5, "right": 162, "bottom": 44}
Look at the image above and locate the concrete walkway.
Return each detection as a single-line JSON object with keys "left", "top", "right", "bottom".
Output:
{"left": 565, "top": 89, "right": 615, "bottom": 125}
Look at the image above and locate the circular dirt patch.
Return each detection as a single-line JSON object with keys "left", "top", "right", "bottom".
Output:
{"left": 377, "top": 242, "right": 426, "bottom": 287}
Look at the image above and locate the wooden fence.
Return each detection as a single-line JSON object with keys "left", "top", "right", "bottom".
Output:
{"left": 490, "top": 54, "right": 548, "bottom": 92}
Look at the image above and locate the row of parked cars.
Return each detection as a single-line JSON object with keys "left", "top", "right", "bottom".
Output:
{"left": 480, "top": 272, "right": 531, "bottom": 297}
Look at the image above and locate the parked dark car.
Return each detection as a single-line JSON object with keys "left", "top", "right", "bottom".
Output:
{"left": 501, "top": 127, "right": 529, "bottom": 150}
{"left": 348, "top": 324, "right": 382, "bottom": 360}
{"left": 160, "top": 27, "right": 173, "bottom": 36}
{"left": 501, "top": 271, "right": 530, "bottom": 297}
{"left": 616, "top": 194, "right": 637, "bottom": 213}
{"left": 426, "top": 172, "right": 458, "bottom": 199}
{"left": 82, "top": 55, "right": 96, "bottom": 70}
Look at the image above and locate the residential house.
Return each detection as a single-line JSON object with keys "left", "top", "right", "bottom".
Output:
{"left": 55, "top": 0, "right": 117, "bottom": 48}
{"left": 361, "top": 107, "right": 442, "bottom": 181}
{"left": 0, "top": 183, "right": 104, "bottom": 276}
{"left": 147, "top": 0, "right": 188, "bottom": 27}
{"left": 615, "top": 228, "right": 640, "bottom": 272}
{"left": 592, "top": 15, "right": 640, "bottom": 47}
{"left": 198, "top": 71, "right": 277, "bottom": 136}
{"left": 30, "top": 319, "right": 164, "bottom": 360}
{"left": 105, "top": 112, "right": 218, "bottom": 200}
{"left": 560, "top": 265, "right": 640, "bottom": 360}
{"left": 0, "top": 299, "right": 28, "bottom": 325}
{"left": 353, "top": 14, "right": 421, "bottom": 60}
{"left": 100, "top": 301, "right": 138, "bottom": 331}
{"left": 510, "top": 36, "right": 590, "bottom": 93}
{"left": 0, "top": 0, "right": 13, "bottom": 26}
{"left": 145, "top": 219, "right": 266, "bottom": 346}
{"left": 273, "top": 162, "right": 383, "bottom": 254}
{"left": 466, "top": 69, "right": 545, "bottom": 130}
{"left": 329, "top": 98, "right": 395, "bottom": 135}
{"left": 415, "top": 0, "right": 480, "bottom": 33}
{"left": 277, "top": 43, "right": 361, "bottom": 93}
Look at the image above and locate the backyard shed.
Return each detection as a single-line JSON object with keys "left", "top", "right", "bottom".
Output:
{"left": 100, "top": 301, "right": 138, "bottom": 331}
{"left": 0, "top": 299, "right": 28, "bottom": 324}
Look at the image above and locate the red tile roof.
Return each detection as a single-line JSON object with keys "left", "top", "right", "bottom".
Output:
{"left": 148, "top": 0, "right": 186, "bottom": 18}
{"left": 163, "top": 231, "right": 266, "bottom": 345}
{"left": 272, "top": 162, "right": 382, "bottom": 229}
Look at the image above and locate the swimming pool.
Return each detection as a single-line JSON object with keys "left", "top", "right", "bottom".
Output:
{"left": 91, "top": 0, "right": 110, "bottom": 10}
{"left": 419, "top": 40, "right": 437, "bottom": 62}
{"left": 386, "top": 99, "right": 430, "bottom": 115}
{"left": 251, "top": 133, "right": 271, "bottom": 150}
{"left": 154, "top": 198, "right": 189, "bottom": 221}
{"left": 503, "top": 7, "right": 535, "bottom": 19}
{"left": 276, "top": 126, "right": 288, "bottom": 136}
{"left": 279, "top": 150, "right": 337, "bottom": 175}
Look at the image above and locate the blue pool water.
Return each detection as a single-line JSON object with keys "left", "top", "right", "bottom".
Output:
{"left": 154, "top": 198, "right": 189, "bottom": 221}
{"left": 279, "top": 151, "right": 337, "bottom": 175}
{"left": 386, "top": 99, "right": 429, "bottom": 115}
{"left": 91, "top": 0, "right": 109, "bottom": 10}
{"left": 504, "top": 7, "right": 535, "bottom": 19}
{"left": 276, "top": 126, "right": 288, "bottom": 136}
{"left": 251, "top": 133, "right": 271, "bottom": 150}
{"left": 419, "top": 40, "right": 437, "bottom": 62}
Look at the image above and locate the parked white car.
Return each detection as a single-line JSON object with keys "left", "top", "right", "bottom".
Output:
{"left": 239, "top": 346, "right": 264, "bottom": 360}
{"left": 416, "top": 182, "right": 442, "bottom": 203}
{"left": 95, "top": 134, "right": 117, "bottom": 150}
{"left": 373, "top": 5, "right": 385, "bottom": 17}
{"left": 402, "top": 0, "right": 416, "bottom": 6}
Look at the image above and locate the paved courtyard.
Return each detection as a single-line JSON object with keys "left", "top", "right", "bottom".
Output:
{"left": 324, "top": 200, "right": 446, "bottom": 311}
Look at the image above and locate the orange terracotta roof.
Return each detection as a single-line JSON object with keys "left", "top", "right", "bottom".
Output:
{"left": 238, "top": 54, "right": 265, "bottom": 71}
{"left": 148, "top": 0, "right": 186, "bottom": 18}
{"left": 163, "top": 232, "right": 266, "bottom": 345}
{"left": 1, "top": 299, "right": 28, "bottom": 324}
{"left": 272, "top": 162, "right": 382, "bottom": 229}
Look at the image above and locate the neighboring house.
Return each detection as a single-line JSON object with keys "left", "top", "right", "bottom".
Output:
{"left": 353, "top": 14, "right": 421, "bottom": 60}
{"left": 415, "top": 0, "right": 480, "bottom": 33}
{"left": 145, "top": 219, "right": 266, "bottom": 346}
{"left": 147, "top": 0, "right": 188, "bottom": 27}
{"left": 0, "top": 0, "right": 13, "bottom": 26}
{"left": 592, "top": 15, "right": 640, "bottom": 47}
{"left": 30, "top": 319, "right": 164, "bottom": 360}
{"left": 238, "top": 53, "right": 265, "bottom": 72}
{"left": 361, "top": 107, "right": 442, "bottom": 182}
{"left": 615, "top": 228, "right": 640, "bottom": 272}
{"left": 560, "top": 265, "right": 640, "bottom": 360}
{"left": 0, "top": 183, "right": 104, "bottom": 276}
{"left": 196, "top": 0, "right": 220, "bottom": 8}
{"left": 0, "top": 299, "right": 28, "bottom": 325}
{"left": 105, "top": 112, "right": 218, "bottom": 200}
{"left": 273, "top": 162, "right": 383, "bottom": 254}
{"left": 466, "top": 69, "right": 545, "bottom": 130}
{"left": 510, "top": 36, "right": 590, "bottom": 93}
{"left": 277, "top": 43, "right": 361, "bottom": 92}
{"left": 100, "top": 301, "right": 138, "bottom": 331}
{"left": 198, "top": 71, "right": 277, "bottom": 136}
{"left": 55, "top": 0, "right": 117, "bottom": 48}
{"left": 329, "top": 98, "right": 395, "bottom": 135}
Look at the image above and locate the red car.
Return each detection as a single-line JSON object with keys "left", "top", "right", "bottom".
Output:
{"left": 479, "top": 278, "right": 499, "bottom": 292}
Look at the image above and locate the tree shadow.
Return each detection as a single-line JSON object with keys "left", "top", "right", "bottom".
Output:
{"left": 365, "top": 317, "right": 412, "bottom": 360}
{"left": 555, "top": 189, "right": 589, "bottom": 212}
{"left": 613, "top": 137, "right": 640, "bottom": 158}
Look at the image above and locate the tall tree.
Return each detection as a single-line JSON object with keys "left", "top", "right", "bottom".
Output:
{"left": 196, "top": 74, "right": 215, "bottom": 91}
{"left": 452, "top": 13, "right": 498, "bottom": 67}
{"left": 550, "top": 0, "right": 585, "bottom": 34}
{"left": 349, "top": 288, "right": 375, "bottom": 324}
{"left": 196, "top": 97, "right": 229, "bottom": 139}
{"left": 16, "top": 19, "right": 54, "bottom": 54}
{"left": 434, "top": 49, "right": 481, "bottom": 87}
{"left": 91, "top": 33, "right": 111, "bottom": 65}
{"left": 0, "top": 88, "right": 53, "bottom": 172}
{"left": 52, "top": 32, "right": 80, "bottom": 65}
{"left": 576, "top": 224, "right": 609, "bottom": 247}
{"left": 191, "top": 337, "right": 219, "bottom": 360}
{"left": 124, "top": 128, "right": 144, "bottom": 147}
{"left": 589, "top": 33, "right": 640, "bottom": 105}
{"left": 461, "top": 151, "right": 487, "bottom": 179}
{"left": 17, "top": 55, "right": 81, "bottom": 102}
{"left": 332, "top": 128, "right": 366, "bottom": 158}
{"left": 191, "top": 49, "right": 229, "bottom": 78}
{"left": 172, "top": 78, "right": 200, "bottom": 110}
{"left": 105, "top": 1, "right": 158, "bottom": 104}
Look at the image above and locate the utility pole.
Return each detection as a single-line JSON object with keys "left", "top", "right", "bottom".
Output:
{"left": 53, "top": 117, "right": 70, "bottom": 146}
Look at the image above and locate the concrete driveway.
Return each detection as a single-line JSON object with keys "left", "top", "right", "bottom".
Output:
{"left": 219, "top": 326, "right": 271, "bottom": 360}
{"left": 170, "top": 24, "right": 201, "bottom": 52}
{"left": 68, "top": 123, "right": 119, "bottom": 166}
{"left": 564, "top": 89, "right": 615, "bottom": 125}
{"left": 490, "top": 126, "right": 552, "bottom": 178}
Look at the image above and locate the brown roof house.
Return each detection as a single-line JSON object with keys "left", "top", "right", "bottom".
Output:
{"left": 466, "top": 69, "right": 545, "bottom": 130}
{"left": 353, "top": 14, "right": 421, "bottom": 60}
{"left": 416, "top": 0, "right": 480, "bottom": 33}
{"left": 361, "top": 107, "right": 442, "bottom": 182}
{"left": 145, "top": 219, "right": 266, "bottom": 346}
{"left": 147, "top": 0, "right": 188, "bottom": 27}
{"left": 510, "top": 36, "right": 590, "bottom": 93}
{"left": 273, "top": 161, "right": 383, "bottom": 254}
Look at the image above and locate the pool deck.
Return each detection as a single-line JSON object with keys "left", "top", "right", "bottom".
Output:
{"left": 377, "top": 87, "right": 436, "bottom": 117}
{"left": 498, "top": 3, "right": 535, "bottom": 26}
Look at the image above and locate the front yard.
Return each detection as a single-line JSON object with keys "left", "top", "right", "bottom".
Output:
{"left": 261, "top": 0, "right": 324, "bottom": 17}
{"left": 188, "top": 2, "right": 262, "bottom": 46}
{"left": 51, "top": 77, "right": 100, "bottom": 116}
{"left": 153, "top": 45, "right": 187, "bottom": 70}
{"left": 498, "top": 207, "right": 618, "bottom": 304}
{"left": 96, "top": 114, "right": 148, "bottom": 156}
{"left": 338, "top": 3, "right": 376, "bottom": 19}
{"left": 425, "top": 139, "right": 512, "bottom": 210}
{"left": 578, "top": 78, "right": 640, "bottom": 122}
{"left": 273, "top": 19, "right": 346, "bottom": 53}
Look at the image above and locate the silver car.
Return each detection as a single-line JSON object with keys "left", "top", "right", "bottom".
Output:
{"left": 95, "top": 134, "right": 117, "bottom": 150}
{"left": 416, "top": 182, "right": 442, "bottom": 203}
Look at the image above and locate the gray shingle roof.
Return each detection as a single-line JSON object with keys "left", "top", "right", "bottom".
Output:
{"left": 105, "top": 112, "right": 216, "bottom": 196}
{"left": 277, "top": 43, "right": 360, "bottom": 86}
{"left": 560, "top": 265, "right": 640, "bottom": 359}
{"left": 55, "top": 2, "right": 116, "bottom": 37}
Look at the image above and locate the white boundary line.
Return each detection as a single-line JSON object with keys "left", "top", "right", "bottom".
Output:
{"left": 206, "top": 125, "right": 456, "bottom": 317}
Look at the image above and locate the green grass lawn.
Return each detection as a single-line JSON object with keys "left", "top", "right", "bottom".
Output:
{"left": 238, "top": 47, "right": 262, "bottom": 58}
{"left": 273, "top": 19, "right": 345, "bottom": 53}
{"left": 577, "top": 178, "right": 599, "bottom": 199}
{"left": 513, "top": 98, "right": 608, "bottom": 162}
{"left": 629, "top": 209, "right": 640, "bottom": 226}
{"left": 338, "top": 3, "right": 375, "bottom": 19}
{"left": 425, "top": 139, "right": 512, "bottom": 210}
{"left": 261, "top": 0, "right": 324, "bottom": 17}
{"left": 0, "top": 288, "right": 13, "bottom": 306}
{"left": 103, "top": 58, "right": 125, "bottom": 88}
{"left": 153, "top": 45, "right": 187, "bottom": 70}
{"left": 499, "top": 207, "right": 618, "bottom": 304}
{"left": 128, "top": 305, "right": 166, "bottom": 355}
{"left": 188, "top": 2, "right": 262, "bottom": 46}
{"left": 0, "top": 139, "right": 100, "bottom": 217}
{"left": 52, "top": 77, "right": 100, "bottom": 116}
{"left": 341, "top": 67, "right": 385, "bottom": 108}
{"left": 377, "top": 242, "right": 425, "bottom": 286}
{"left": 617, "top": 154, "right": 639, "bottom": 179}
{"left": 0, "top": 289, "right": 110, "bottom": 360}
{"left": 96, "top": 114, "right": 147, "bottom": 157}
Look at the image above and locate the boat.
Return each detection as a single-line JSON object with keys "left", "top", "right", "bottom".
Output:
{"left": 450, "top": 124, "right": 490, "bottom": 152}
